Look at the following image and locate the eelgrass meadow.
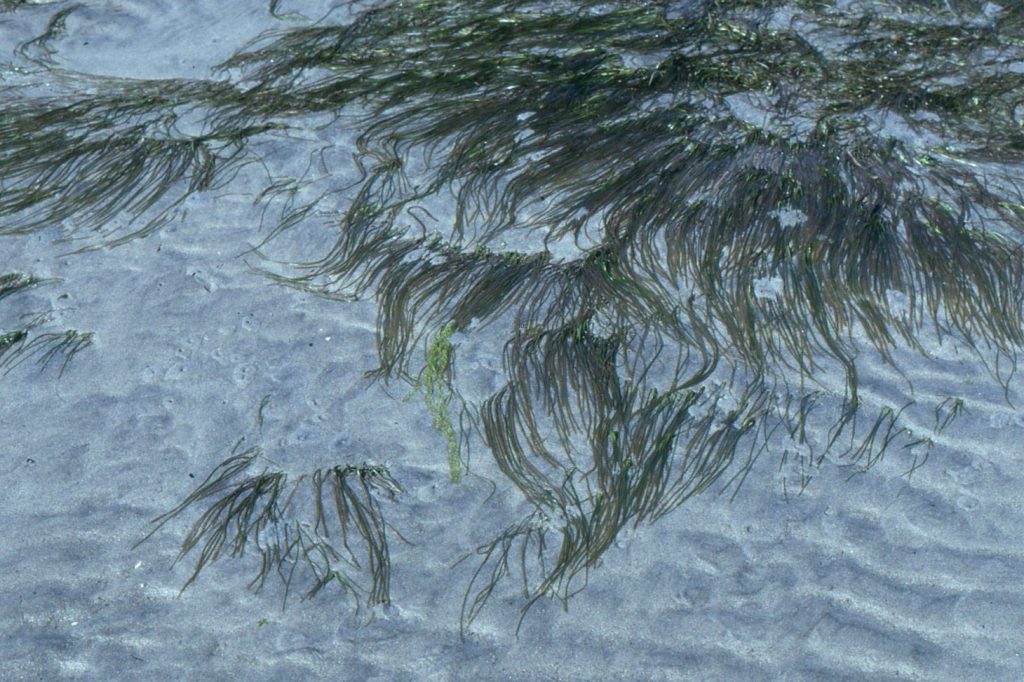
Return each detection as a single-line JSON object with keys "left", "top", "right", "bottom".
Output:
{"left": 2, "top": 0, "right": 1023, "bottom": 636}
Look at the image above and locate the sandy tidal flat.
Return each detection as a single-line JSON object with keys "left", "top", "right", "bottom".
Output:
{"left": 1, "top": 1, "right": 1024, "bottom": 680}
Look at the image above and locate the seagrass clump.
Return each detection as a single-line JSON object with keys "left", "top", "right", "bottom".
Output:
{"left": 0, "top": 272, "right": 92, "bottom": 376}
{"left": 134, "top": 439, "right": 403, "bottom": 609}
{"left": 2, "top": 0, "right": 1022, "bottom": 629}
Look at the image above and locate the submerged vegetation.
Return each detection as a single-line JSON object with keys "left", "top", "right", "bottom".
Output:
{"left": 0, "top": 272, "right": 92, "bottom": 376}
{"left": 3, "top": 0, "right": 1023, "bottom": 631}
{"left": 133, "top": 438, "right": 403, "bottom": 610}
{"left": 413, "top": 320, "right": 463, "bottom": 482}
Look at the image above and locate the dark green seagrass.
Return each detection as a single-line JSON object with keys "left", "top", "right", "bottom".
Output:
{"left": 1, "top": 0, "right": 1021, "bottom": 632}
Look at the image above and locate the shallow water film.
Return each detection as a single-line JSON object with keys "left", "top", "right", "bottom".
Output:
{"left": 2, "top": 1, "right": 1024, "bottom": 679}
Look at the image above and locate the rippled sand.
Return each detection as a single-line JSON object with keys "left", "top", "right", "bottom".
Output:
{"left": 1, "top": 2, "right": 1023, "bottom": 680}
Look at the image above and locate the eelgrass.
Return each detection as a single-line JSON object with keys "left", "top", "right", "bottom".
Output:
{"left": 2, "top": 0, "right": 1020, "bottom": 630}
{"left": 133, "top": 438, "right": 403, "bottom": 609}
{"left": 0, "top": 272, "right": 92, "bottom": 377}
